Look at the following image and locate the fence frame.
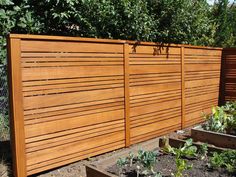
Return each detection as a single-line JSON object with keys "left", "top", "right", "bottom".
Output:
{"left": 7, "top": 34, "right": 225, "bottom": 177}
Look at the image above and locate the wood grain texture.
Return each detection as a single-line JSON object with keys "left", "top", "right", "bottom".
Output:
{"left": 124, "top": 43, "right": 130, "bottom": 147}
{"left": 184, "top": 47, "right": 222, "bottom": 127}
{"left": 220, "top": 49, "right": 236, "bottom": 103}
{"left": 8, "top": 34, "right": 225, "bottom": 176}
{"left": 129, "top": 44, "right": 182, "bottom": 144}
{"left": 181, "top": 47, "right": 186, "bottom": 128}
{"left": 9, "top": 35, "right": 126, "bottom": 176}
{"left": 7, "top": 37, "right": 27, "bottom": 177}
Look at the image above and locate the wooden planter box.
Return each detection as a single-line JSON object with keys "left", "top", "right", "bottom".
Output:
{"left": 86, "top": 137, "right": 160, "bottom": 177}
{"left": 169, "top": 137, "right": 227, "bottom": 154}
{"left": 191, "top": 127, "right": 236, "bottom": 149}
{"left": 86, "top": 165, "right": 117, "bottom": 177}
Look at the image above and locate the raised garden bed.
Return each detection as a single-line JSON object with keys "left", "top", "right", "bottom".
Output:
{"left": 168, "top": 137, "right": 229, "bottom": 154}
{"left": 191, "top": 127, "right": 236, "bottom": 149}
{"left": 86, "top": 151, "right": 235, "bottom": 177}
{"left": 86, "top": 136, "right": 236, "bottom": 177}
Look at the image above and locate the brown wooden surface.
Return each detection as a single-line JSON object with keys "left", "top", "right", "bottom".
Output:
{"left": 181, "top": 47, "right": 186, "bottom": 128}
{"left": 128, "top": 44, "right": 182, "bottom": 144}
{"left": 191, "top": 128, "right": 236, "bottom": 149}
{"left": 169, "top": 137, "right": 229, "bottom": 154}
{"left": 124, "top": 43, "right": 130, "bottom": 147}
{"left": 86, "top": 165, "right": 117, "bottom": 177}
{"left": 220, "top": 48, "right": 236, "bottom": 103}
{"left": 7, "top": 38, "right": 27, "bottom": 177}
{"left": 184, "top": 47, "right": 222, "bottom": 127}
{"left": 8, "top": 34, "right": 224, "bottom": 176}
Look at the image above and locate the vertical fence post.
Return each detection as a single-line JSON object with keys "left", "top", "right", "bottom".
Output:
{"left": 181, "top": 46, "right": 186, "bottom": 129}
{"left": 219, "top": 49, "right": 226, "bottom": 105}
{"left": 7, "top": 36, "right": 27, "bottom": 177}
{"left": 124, "top": 43, "right": 130, "bottom": 147}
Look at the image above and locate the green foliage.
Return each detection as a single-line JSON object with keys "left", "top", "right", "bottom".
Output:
{"left": 203, "top": 101, "right": 236, "bottom": 135}
{"left": 137, "top": 149, "right": 158, "bottom": 172}
{"left": 174, "top": 158, "right": 192, "bottom": 177}
{"left": 117, "top": 157, "right": 127, "bottom": 176}
{"left": 0, "top": 0, "right": 236, "bottom": 138}
{"left": 198, "top": 143, "right": 208, "bottom": 160}
{"left": 116, "top": 149, "right": 162, "bottom": 177}
{"left": 0, "top": 0, "right": 236, "bottom": 65}
{"left": 212, "top": 0, "right": 236, "bottom": 47}
{"left": 148, "top": 0, "right": 215, "bottom": 45}
{"left": 166, "top": 139, "right": 195, "bottom": 177}
{"left": 171, "top": 139, "right": 198, "bottom": 159}
{"left": 209, "top": 150, "right": 236, "bottom": 173}
{"left": 203, "top": 106, "right": 228, "bottom": 133}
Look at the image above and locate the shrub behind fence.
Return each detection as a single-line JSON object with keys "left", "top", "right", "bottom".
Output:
{"left": 0, "top": 64, "right": 9, "bottom": 140}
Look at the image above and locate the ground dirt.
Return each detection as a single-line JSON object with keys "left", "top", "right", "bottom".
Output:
{"left": 1, "top": 127, "right": 234, "bottom": 177}
{"left": 107, "top": 153, "right": 236, "bottom": 177}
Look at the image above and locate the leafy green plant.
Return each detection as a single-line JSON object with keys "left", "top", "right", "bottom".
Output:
{"left": 116, "top": 149, "right": 162, "bottom": 177}
{"left": 117, "top": 157, "right": 127, "bottom": 176}
{"left": 137, "top": 149, "right": 161, "bottom": 176}
{"left": 202, "top": 101, "right": 236, "bottom": 135}
{"left": 223, "top": 101, "right": 236, "bottom": 135}
{"left": 198, "top": 143, "right": 208, "bottom": 160}
{"left": 173, "top": 158, "right": 192, "bottom": 177}
{"left": 172, "top": 139, "right": 198, "bottom": 159}
{"left": 203, "top": 106, "right": 228, "bottom": 133}
{"left": 209, "top": 150, "right": 236, "bottom": 173}
{"left": 162, "top": 139, "right": 195, "bottom": 177}
{"left": 127, "top": 152, "right": 135, "bottom": 167}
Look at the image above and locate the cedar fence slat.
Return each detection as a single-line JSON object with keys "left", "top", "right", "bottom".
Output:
{"left": 7, "top": 34, "right": 233, "bottom": 177}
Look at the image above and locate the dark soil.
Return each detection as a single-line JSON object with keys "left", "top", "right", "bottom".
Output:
{"left": 106, "top": 153, "right": 236, "bottom": 177}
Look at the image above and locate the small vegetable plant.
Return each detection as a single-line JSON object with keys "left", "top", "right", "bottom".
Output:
{"left": 202, "top": 101, "right": 236, "bottom": 135}
{"left": 174, "top": 158, "right": 192, "bottom": 177}
{"left": 117, "top": 157, "right": 127, "bottom": 177}
{"left": 116, "top": 149, "right": 162, "bottom": 177}
{"left": 198, "top": 143, "right": 208, "bottom": 160}
{"left": 162, "top": 139, "right": 196, "bottom": 177}
{"left": 209, "top": 150, "right": 236, "bottom": 173}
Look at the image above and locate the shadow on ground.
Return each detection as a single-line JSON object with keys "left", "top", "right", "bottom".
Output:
{"left": 0, "top": 140, "right": 11, "bottom": 177}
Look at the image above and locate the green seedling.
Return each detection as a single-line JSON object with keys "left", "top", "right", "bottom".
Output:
{"left": 209, "top": 150, "right": 236, "bottom": 173}
{"left": 128, "top": 152, "right": 135, "bottom": 167}
{"left": 198, "top": 143, "right": 208, "bottom": 160}
{"left": 117, "top": 157, "right": 127, "bottom": 177}
{"left": 173, "top": 158, "right": 192, "bottom": 177}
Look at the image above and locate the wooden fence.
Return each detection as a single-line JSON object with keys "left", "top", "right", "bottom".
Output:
{"left": 8, "top": 34, "right": 222, "bottom": 177}
{"left": 220, "top": 48, "right": 236, "bottom": 103}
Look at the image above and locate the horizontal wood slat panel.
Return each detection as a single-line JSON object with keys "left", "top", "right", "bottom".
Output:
{"left": 221, "top": 49, "right": 236, "bottom": 103}
{"left": 8, "top": 34, "right": 224, "bottom": 177}
{"left": 184, "top": 48, "right": 221, "bottom": 127}
{"left": 21, "top": 40, "right": 123, "bottom": 53}
{"left": 128, "top": 44, "right": 182, "bottom": 145}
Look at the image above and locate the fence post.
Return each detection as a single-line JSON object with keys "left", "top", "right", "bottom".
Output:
{"left": 181, "top": 46, "right": 186, "bottom": 129}
{"left": 124, "top": 43, "right": 130, "bottom": 147}
{"left": 7, "top": 36, "right": 27, "bottom": 177}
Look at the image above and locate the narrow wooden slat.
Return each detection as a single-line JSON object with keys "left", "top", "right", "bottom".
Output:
{"left": 181, "top": 47, "right": 186, "bottom": 128}
{"left": 124, "top": 43, "right": 130, "bottom": 147}
{"left": 7, "top": 37, "right": 27, "bottom": 177}
{"left": 8, "top": 34, "right": 226, "bottom": 176}
{"left": 22, "top": 66, "right": 123, "bottom": 81}
{"left": 21, "top": 40, "right": 123, "bottom": 53}
{"left": 128, "top": 45, "right": 181, "bottom": 55}
{"left": 25, "top": 109, "right": 124, "bottom": 138}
